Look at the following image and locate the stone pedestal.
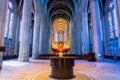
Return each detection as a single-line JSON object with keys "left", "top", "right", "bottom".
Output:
{"left": 50, "top": 57, "right": 74, "bottom": 79}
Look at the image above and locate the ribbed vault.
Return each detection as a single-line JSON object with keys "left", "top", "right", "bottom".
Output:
{"left": 52, "top": 18, "right": 68, "bottom": 32}
{"left": 45, "top": 0, "right": 75, "bottom": 22}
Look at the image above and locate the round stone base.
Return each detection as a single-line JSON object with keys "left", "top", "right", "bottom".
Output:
{"left": 26, "top": 72, "right": 92, "bottom": 80}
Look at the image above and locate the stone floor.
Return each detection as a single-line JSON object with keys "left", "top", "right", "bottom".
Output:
{"left": 0, "top": 59, "right": 120, "bottom": 80}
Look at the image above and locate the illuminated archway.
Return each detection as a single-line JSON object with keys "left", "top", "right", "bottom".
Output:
{"left": 51, "top": 18, "right": 70, "bottom": 54}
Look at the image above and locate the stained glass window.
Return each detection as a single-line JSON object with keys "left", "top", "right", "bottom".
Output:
{"left": 59, "top": 32, "right": 63, "bottom": 42}
{"left": 54, "top": 31, "right": 58, "bottom": 42}
{"left": 4, "top": 9, "right": 10, "bottom": 38}
{"left": 8, "top": 13, "right": 14, "bottom": 39}
{"left": 4, "top": 0, "right": 14, "bottom": 39}
{"left": 113, "top": 8, "right": 119, "bottom": 37}
{"left": 8, "top": 0, "right": 14, "bottom": 10}
{"left": 108, "top": 0, "right": 114, "bottom": 10}
{"left": 108, "top": 12, "right": 114, "bottom": 39}
{"left": 107, "top": 0, "right": 119, "bottom": 39}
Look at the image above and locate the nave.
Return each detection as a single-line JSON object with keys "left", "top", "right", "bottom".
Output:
{"left": 0, "top": 0, "right": 120, "bottom": 80}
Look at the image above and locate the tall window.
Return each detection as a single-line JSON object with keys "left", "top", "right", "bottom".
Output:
{"left": 54, "top": 31, "right": 58, "bottom": 42}
{"left": 4, "top": 9, "right": 10, "bottom": 38}
{"left": 113, "top": 7, "right": 119, "bottom": 37}
{"left": 8, "top": 13, "right": 14, "bottom": 39}
{"left": 4, "top": 0, "right": 14, "bottom": 39}
{"left": 107, "top": 0, "right": 119, "bottom": 39}
{"left": 108, "top": 12, "right": 114, "bottom": 39}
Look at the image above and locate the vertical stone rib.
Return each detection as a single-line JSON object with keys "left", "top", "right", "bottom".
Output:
{"left": 18, "top": 0, "right": 32, "bottom": 62}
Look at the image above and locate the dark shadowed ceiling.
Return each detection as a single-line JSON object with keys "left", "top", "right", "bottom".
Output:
{"left": 14, "top": 0, "right": 106, "bottom": 22}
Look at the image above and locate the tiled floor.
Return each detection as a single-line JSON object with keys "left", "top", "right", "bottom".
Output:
{"left": 0, "top": 59, "right": 120, "bottom": 80}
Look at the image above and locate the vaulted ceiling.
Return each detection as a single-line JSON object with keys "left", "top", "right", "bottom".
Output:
{"left": 14, "top": 0, "right": 106, "bottom": 22}
{"left": 45, "top": 0, "right": 76, "bottom": 22}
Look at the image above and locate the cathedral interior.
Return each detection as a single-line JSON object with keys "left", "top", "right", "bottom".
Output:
{"left": 0, "top": 0, "right": 120, "bottom": 80}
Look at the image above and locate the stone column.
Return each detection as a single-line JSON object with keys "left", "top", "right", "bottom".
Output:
{"left": 90, "top": 0, "right": 103, "bottom": 61}
{"left": 82, "top": 12, "right": 90, "bottom": 54}
{"left": 76, "top": 20, "right": 82, "bottom": 55}
{"left": 18, "top": 0, "right": 32, "bottom": 62}
{"left": 14, "top": 13, "right": 21, "bottom": 55}
{"left": 39, "top": 9, "right": 50, "bottom": 54}
{"left": 39, "top": 16, "right": 45, "bottom": 54}
{"left": 114, "top": 0, "right": 120, "bottom": 50}
{"left": 38, "top": 0, "right": 46, "bottom": 54}
{"left": 70, "top": 20, "right": 76, "bottom": 54}
{"left": 43, "top": 17, "right": 50, "bottom": 54}
{"left": 32, "top": 0, "right": 41, "bottom": 59}
{"left": 0, "top": 0, "right": 7, "bottom": 69}
{"left": 71, "top": 18, "right": 82, "bottom": 55}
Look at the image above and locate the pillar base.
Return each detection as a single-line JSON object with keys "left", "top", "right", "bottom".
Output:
{"left": 31, "top": 56, "right": 37, "bottom": 60}
{"left": 96, "top": 57, "right": 102, "bottom": 62}
{"left": 18, "top": 55, "right": 29, "bottom": 62}
{"left": 95, "top": 53, "right": 103, "bottom": 62}
{"left": 84, "top": 53, "right": 96, "bottom": 61}
{"left": 32, "top": 54, "right": 38, "bottom": 59}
